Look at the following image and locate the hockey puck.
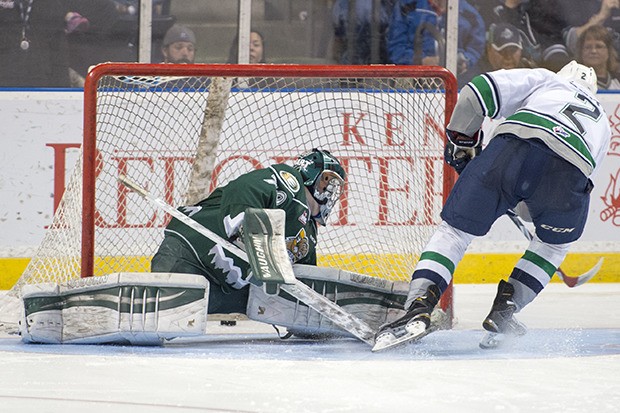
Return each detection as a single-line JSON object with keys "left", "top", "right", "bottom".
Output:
{"left": 220, "top": 320, "right": 237, "bottom": 326}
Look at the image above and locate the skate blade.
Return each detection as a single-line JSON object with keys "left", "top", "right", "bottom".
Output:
{"left": 479, "top": 332, "right": 505, "bottom": 349}
{"left": 371, "top": 320, "right": 429, "bottom": 352}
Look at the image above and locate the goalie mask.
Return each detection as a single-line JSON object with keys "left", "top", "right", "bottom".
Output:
{"left": 557, "top": 60, "right": 597, "bottom": 94}
{"left": 293, "top": 149, "right": 346, "bottom": 226}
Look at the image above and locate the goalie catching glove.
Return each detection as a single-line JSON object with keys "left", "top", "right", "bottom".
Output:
{"left": 444, "top": 129, "right": 483, "bottom": 175}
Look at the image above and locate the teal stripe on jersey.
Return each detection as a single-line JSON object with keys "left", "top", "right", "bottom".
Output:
{"left": 506, "top": 111, "right": 596, "bottom": 167}
{"left": 419, "top": 251, "right": 455, "bottom": 274}
{"left": 470, "top": 75, "right": 498, "bottom": 118}
{"left": 522, "top": 250, "right": 556, "bottom": 278}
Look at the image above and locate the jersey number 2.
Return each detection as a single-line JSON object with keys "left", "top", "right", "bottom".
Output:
{"left": 561, "top": 93, "right": 601, "bottom": 134}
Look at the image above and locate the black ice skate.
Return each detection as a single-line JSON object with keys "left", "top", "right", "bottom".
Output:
{"left": 372, "top": 284, "right": 441, "bottom": 352}
{"left": 480, "top": 280, "right": 527, "bottom": 349}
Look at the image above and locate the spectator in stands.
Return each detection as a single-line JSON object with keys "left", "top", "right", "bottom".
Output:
{"left": 227, "top": 30, "right": 276, "bottom": 89}
{"left": 469, "top": 0, "right": 501, "bottom": 27}
{"left": 65, "top": 1, "right": 134, "bottom": 87}
{"left": 387, "top": 0, "right": 485, "bottom": 76}
{"left": 458, "top": 22, "right": 527, "bottom": 88}
{"left": 563, "top": 0, "right": 620, "bottom": 57}
{"left": 112, "top": 0, "right": 175, "bottom": 63}
{"left": 525, "top": 0, "right": 572, "bottom": 71}
{"left": 452, "top": 0, "right": 487, "bottom": 74}
{"left": 227, "top": 30, "right": 266, "bottom": 64}
{"left": 577, "top": 24, "right": 620, "bottom": 89}
{"left": 0, "top": 0, "right": 72, "bottom": 87}
{"left": 161, "top": 25, "right": 196, "bottom": 64}
{"left": 524, "top": 0, "right": 620, "bottom": 71}
{"left": 65, "top": 11, "right": 91, "bottom": 87}
{"left": 1, "top": 0, "right": 175, "bottom": 88}
{"left": 331, "top": 0, "right": 394, "bottom": 64}
{"left": 480, "top": 0, "right": 541, "bottom": 67}
{"left": 387, "top": 0, "right": 441, "bottom": 65}
{"left": 249, "top": 31, "right": 266, "bottom": 64}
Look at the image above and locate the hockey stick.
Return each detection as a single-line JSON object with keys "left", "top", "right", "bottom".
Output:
{"left": 506, "top": 209, "right": 603, "bottom": 287}
{"left": 118, "top": 174, "right": 376, "bottom": 345}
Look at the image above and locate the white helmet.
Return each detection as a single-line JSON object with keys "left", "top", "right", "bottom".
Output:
{"left": 557, "top": 60, "right": 597, "bottom": 94}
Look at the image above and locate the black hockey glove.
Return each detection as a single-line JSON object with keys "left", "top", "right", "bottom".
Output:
{"left": 444, "top": 129, "right": 483, "bottom": 174}
{"left": 446, "top": 129, "right": 483, "bottom": 148}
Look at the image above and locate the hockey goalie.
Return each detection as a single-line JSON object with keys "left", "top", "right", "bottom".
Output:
{"left": 20, "top": 149, "right": 409, "bottom": 345}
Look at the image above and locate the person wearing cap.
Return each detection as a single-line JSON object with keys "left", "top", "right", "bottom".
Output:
{"left": 479, "top": 0, "right": 542, "bottom": 65}
{"left": 458, "top": 22, "right": 530, "bottom": 88}
{"left": 161, "top": 24, "right": 196, "bottom": 64}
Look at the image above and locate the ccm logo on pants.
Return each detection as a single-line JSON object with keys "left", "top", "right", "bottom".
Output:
{"left": 540, "top": 224, "right": 575, "bottom": 233}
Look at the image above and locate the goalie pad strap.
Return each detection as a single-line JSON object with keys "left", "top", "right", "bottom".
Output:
{"left": 246, "top": 265, "right": 408, "bottom": 337}
{"left": 20, "top": 272, "right": 209, "bottom": 345}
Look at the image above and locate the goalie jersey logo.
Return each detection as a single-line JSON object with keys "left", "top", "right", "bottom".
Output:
{"left": 286, "top": 227, "right": 310, "bottom": 262}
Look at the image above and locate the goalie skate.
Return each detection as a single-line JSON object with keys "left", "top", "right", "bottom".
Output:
{"left": 371, "top": 284, "right": 440, "bottom": 352}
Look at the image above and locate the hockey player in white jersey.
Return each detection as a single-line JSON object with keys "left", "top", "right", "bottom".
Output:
{"left": 373, "top": 61, "right": 612, "bottom": 351}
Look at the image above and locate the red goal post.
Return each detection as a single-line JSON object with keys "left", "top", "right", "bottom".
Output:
{"left": 24, "top": 63, "right": 458, "bottom": 320}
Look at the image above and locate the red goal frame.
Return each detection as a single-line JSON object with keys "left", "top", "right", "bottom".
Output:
{"left": 82, "top": 63, "right": 458, "bottom": 312}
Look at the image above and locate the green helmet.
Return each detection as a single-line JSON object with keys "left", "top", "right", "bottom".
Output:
{"left": 293, "top": 149, "right": 346, "bottom": 188}
{"left": 293, "top": 149, "right": 346, "bottom": 225}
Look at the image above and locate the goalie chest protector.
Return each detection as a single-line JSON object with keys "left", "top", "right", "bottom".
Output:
{"left": 166, "top": 164, "right": 319, "bottom": 267}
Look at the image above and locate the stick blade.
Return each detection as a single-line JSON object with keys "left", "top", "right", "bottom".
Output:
{"left": 117, "top": 174, "right": 145, "bottom": 197}
{"left": 557, "top": 258, "right": 604, "bottom": 288}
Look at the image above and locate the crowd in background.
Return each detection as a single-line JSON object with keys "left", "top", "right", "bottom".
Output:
{"left": 334, "top": 0, "right": 620, "bottom": 90}
{"left": 1, "top": 0, "right": 620, "bottom": 90}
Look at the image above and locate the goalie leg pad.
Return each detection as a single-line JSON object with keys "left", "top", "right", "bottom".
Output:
{"left": 246, "top": 264, "right": 408, "bottom": 338}
{"left": 20, "top": 272, "right": 209, "bottom": 345}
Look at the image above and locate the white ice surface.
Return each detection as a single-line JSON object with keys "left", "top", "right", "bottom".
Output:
{"left": 1, "top": 284, "right": 619, "bottom": 413}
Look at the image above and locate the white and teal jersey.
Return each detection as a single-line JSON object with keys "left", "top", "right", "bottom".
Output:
{"left": 449, "top": 68, "right": 611, "bottom": 177}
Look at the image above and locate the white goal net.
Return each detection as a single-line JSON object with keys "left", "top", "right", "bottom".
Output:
{"left": 2, "top": 63, "right": 458, "bottom": 328}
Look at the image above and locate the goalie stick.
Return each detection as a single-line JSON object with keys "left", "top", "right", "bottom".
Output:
{"left": 118, "top": 175, "right": 376, "bottom": 345}
{"left": 506, "top": 209, "right": 603, "bottom": 287}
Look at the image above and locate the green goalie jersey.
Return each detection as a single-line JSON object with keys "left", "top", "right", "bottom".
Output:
{"left": 163, "top": 163, "right": 318, "bottom": 292}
